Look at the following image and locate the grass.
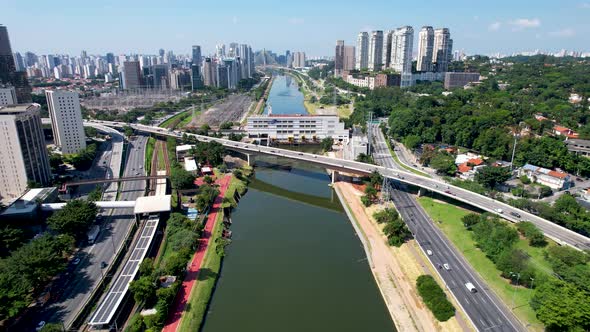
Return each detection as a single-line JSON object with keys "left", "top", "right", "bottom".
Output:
{"left": 160, "top": 108, "right": 194, "bottom": 129}
{"left": 383, "top": 135, "right": 430, "bottom": 178}
{"left": 145, "top": 137, "right": 156, "bottom": 175}
{"left": 157, "top": 144, "right": 166, "bottom": 171}
{"left": 177, "top": 175, "right": 246, "bottom": 332}
{"left": 417, "top": 196, "right": 546, "bottom": 331}
{"left": 336, "top": 104, "right": 352, "bottom": 118}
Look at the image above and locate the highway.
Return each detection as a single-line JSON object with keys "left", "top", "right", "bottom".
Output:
{"left": 27, "top": 135, "right": 148, "bottom": 330}
{"left": 93, "top": 120, "right": 590, "bottom": 251}
{"left": 373, "top": 127, "right": 524, "bottom": 331}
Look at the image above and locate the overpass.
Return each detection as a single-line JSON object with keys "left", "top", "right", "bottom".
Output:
{"left": 90, "top": 119, "right": 590, "bottom": 250}
{"left": 63, "top": 175, "right": 168, "bottom": 188}
{"left": 41, "top": 201, "right": 136, "bottom": 211}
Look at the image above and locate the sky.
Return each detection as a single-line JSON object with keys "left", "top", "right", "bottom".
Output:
{"left": 3, "top": 0, "right": 590, "bottom": 57}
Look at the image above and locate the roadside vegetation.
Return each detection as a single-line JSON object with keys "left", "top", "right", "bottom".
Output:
{"left": 373, "top": 207, "right": 412, "bottom": 246}
{"left": 418, "top": 196, "right": 590, "bottom": 331}
{"left": 416, "top": 275, "right": 456, "bottom": 321}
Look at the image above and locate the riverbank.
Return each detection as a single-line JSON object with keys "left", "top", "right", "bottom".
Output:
{"left": 334, "top": 181, "right": 472, "bottom": 332}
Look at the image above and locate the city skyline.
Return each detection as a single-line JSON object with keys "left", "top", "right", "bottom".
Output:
{"left": 3, "top": 0, "right": 590, "bottom": 56}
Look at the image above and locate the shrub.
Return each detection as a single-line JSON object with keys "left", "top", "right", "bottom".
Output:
{"left": 516, "top": 221, "right": 547, "bottom": 247}
{"left": 416, "top": 275, "right": 455, "bottom": 321}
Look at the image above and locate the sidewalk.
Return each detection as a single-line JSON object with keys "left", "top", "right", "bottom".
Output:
{"left": 162, "top": 175, "right": 231, "bottom": 332}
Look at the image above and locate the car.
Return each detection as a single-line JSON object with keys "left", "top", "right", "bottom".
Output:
{"left": 510, "top": 211, "right": 521, "bottom": 218}
{"left": 136, "top": 172, "right": 140, "bottom": 175}
{"left": 35, "top": 321, "right": 46, "bottom": 331}
{"left": 426, "top": 250, "right": 433, "bottom": 256}
{"left": 443, "top": 263, "right": 450, "bottom": 270}
{"left": 139, "top": 165, "right": 143, "bottom": 169}
{"left": 100, "top": 261, "right": 108, "bottom": 269}
{"left": 72, "top": 257, "right": 81, "bottom": 265}
{"left": 465, "top": 282, "right": 477, "bottom": 293}
{"left": 495, "top": 208, "right": 504, "bottom": 214}
{"left": 444, "top": 190, "right": 452, "bottom": 194}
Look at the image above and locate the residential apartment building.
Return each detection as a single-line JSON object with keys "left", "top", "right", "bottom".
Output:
{"left": 0, "top": 104, "right": 51, "bottom": 202}
{"left": 0, "top": 86, "right": 17, "bottom": 105}
{"left": 46, "top": 90, "right": 86, "bottom": 154}
{"left": 382, "top": 30, "right": 394, "bottom": 69}
{"left": 335, "top": 40, "right": 345, "bottom": 76}
{"left": 519, "top": 164, "right": 573, "bottom": 190}
{"left": 292, "top": 52, "right": 306, "bottom": 68}
{"left": 368, "top": 30, "right": 383, "bottom": 71}
{"left": 356, "top": 32, "right": 369, "bottom": 70}
{"left": 343, "top": 45, "right": 356, "bottom": 71}
{"left": 433, "top": 28, "right": 453, "bottom": 72}
{"left": 391, "top": 26, "right": 414, "bottom": 73}
{"left": 247, "top": 114, "right": 349, "bottom": 143}
{"left": 417, "top": 26, "right": 434, "bottom": 72}
{"left": 343, "top": 71, "right": 401, "bottom": 90}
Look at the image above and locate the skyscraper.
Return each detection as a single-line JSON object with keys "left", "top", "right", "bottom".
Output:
{"left": 191, "top": 64, "right": 203, "bottom": 90}
{"left": 368, "top": 30, "right": 383, "bottom": 71}
{"left": 151, "top": 64, "right": 169, "bottom": 89}
{"left": 292, "top": 52, "right": 306, "bottom": 68}
{"left": 192, "top": 45, "right": 202, "bottom": 65}
{"left": 335, "top": 40, "right": 345, "bottom": 76}
{"left": 238, "top": 44, "right": 252, "bottom": 78}
{"left": 46, "top": 90, "right": 86, "bottom": 154}
{"left": 0, "top": 25, "right": 32, "bottom": 103}
{"left": 433, "top": 28, "right": 453, "bottom": 72}
{"left": 216, "top": 44, "right": 226, "bottom": 58}
{"left": 122, "top": 61, "right": 142, "bottom": 90}
{"left": 343, "top": 45, "right": 356, "bottom": 71}
{"left": 106, "top": 52, "right": 115, "bottom": 65}
{"left": 391, "top": 26, "right": 414, "bottom": 74}
{"left": 417, "top": 26, "right": 434, "bottom": 72}
{"left": 203, "top": 57, "right": 217, "bottom": 87}
{"left": 356, "top": 32, "right": 369, "bottom": 70}
{"left": 0, "top": 104, "right": 51, "bottom": 201}
{"left": 382, "top": 30, "right": 394, "bottom": 69}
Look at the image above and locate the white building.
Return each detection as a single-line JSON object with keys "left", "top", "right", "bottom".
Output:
{"left": 433, "top": 28, "right": 453, "bottom": 72}
{"left": 518, "top": 164, "right": 573, "bottom": 190}
{"left": 0, "top": 104, "right": 52, "bottom": 202}
{"left": 247, "top": 114, "right": 349, "bottom": 143}
{"left": 0, "top": 86, "right": 17, "bottom": 106}
{"left": 46, "top": 90, "right": 86, "bottom": 154}
{"left": 356, "top": 32, "right": 369, "bottom": 70}
{"left": 391, "top": 26, "right": 414, "bottom": 73}
{"left": 417, "top": 26, "right": 434, "bottom": 72}
{"left": 368, "top": 30, "right": 383, "bottom": 71}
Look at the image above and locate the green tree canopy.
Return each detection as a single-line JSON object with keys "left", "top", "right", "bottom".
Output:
{"left": 47, "top": 200, "right": 98, "bottom": 239}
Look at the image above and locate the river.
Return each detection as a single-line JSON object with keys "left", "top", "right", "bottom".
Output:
{"left": 200, "top": 74, "right": 394, "bottom": 332}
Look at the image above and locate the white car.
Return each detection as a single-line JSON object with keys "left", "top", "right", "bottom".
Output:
{"left": 36, "top": 321, "right": 46, "bottom": 331}
{"left": 443, "top": 263, "right": 451, "bottom": 271}
{"left": 426, "top": 250, "right": 433, "bottom": 256}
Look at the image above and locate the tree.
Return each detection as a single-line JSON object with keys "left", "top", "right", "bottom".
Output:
{"left": 203, "top": 175, "right": 214, "bottom": 185}
{"left": 129, "top": 276, "right": 156, "bottom": 304}
{"left": 87, "top": 185, "right": 103, "bottom": 202}
{"left": 47, "top": 200, "right": 98, "bottom": 239}
{"left": 40, "top": 323, "right": 64, "bottom": 332}
{"left": 200, "top": 123, "right": 211, "bottom": 132}
{"left": 356, "top": 153, "right": 375, "bottom": 164}
{"left": 369, "top": 170, "right": 383, "bottom": 189}
{"left": 364, "top": 183, "right": 378, "bottom": 202}
{"left": 0, "top": 226, "right": 26, "bottom": 257}
{"left": 219, "top": 122, "right": 233, "bottom": 130}
{"left": 320, "top": 137, "right": 334, "bottom": 151}
{"left": 461, "top": 213, "right": 481, "bottom": 228}
{"left": 123, "top": 126, "right": 134, "bottom": 137}
{"left": 475, "top": 166, "right": 511, "bottom": 189}
{"left": 84, "top": 126, "right": 98, "bottom": 138}
{"left": 170, "top": 166, "right": 196, "bottom": 190}
{"left": 531, "top": 279, "right": 590, "bottom": 331}
{"left": 429, "top": 152, "right": 457, "bottom": 176}
{"left": 383, "top": 218, "right": 412, "bottom": 247}
{"left": 373, "top": 208, "right": 399, "bottom": 224}
{"left": 416, "top": 275, "right": 456, "bottom": 321}
{"left": 403, "top": 135, "right": 421, "bottom": 150}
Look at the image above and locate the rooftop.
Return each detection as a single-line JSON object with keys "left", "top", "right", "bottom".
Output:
{"left": 0, "top": 103, "right": 41, "bottom": 114}
{"left": 134, "top": 195, "right": 171, "bottom": 214}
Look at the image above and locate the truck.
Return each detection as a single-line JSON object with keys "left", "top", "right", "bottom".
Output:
{"left": 465, "top": 282, "right": 477, "bottom": 293}
{"left": 87, "top": 225, "right": 100, "bottom": 244}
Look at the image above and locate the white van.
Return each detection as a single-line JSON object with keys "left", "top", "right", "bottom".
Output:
{"left": 465, "top": 282, "right": 477, "bottom": 293}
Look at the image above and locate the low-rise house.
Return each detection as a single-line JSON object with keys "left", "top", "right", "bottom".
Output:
{"left": 518, "top": 164, "right": 573, "bottom": 190}
{"left": 553, "top": 125, "right": 579, "bottom": 139}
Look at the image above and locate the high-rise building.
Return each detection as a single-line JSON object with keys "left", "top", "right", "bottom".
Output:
{"left": 356, "top": 32, "right": 369, "bottom": 70}
{"left": 292, "top": 52, "right": 306, "bottom": 68}
{"left": 190, "top": 64, "right": 203, "bottom": 90}
{"left": 0, "top": 103, "right": 51, "bottom": 201}
{"left": 0, "top": 25, "right": 32, "bottom": 102}
{"left": 216, "top": 64, "right": 228, "bottom": 89}
{"left": 13, "top": 52, "right": 24, "bottom": 71}
{"left": 433, "top": 28, "right": 453, "bottom": 72}
{"left": 170, "top": 69, "right": 191, "bottom": 90}
{"left": 343, "top": 45, "right": 356, "bottom": 71}
{"left": 158, "top": 49, "right": 165, "bottom": 57}
{"left": 122, "top": 61, "right": 142, "bottom": 89}
{"left": 192, "top": 45, "right": 202, "bottom": 65}
{"left": 417, "top": 26, "right": 434, "bottom": 72}
{"left": 0, "top": 86, "right": 17, "bottom": 106}
{"left": 106, "top": 52, "right": 115, "bottom": 65}
{"left": 216, "top": 44, "right": 226, "bottom": 58}
{"left": 335, "top": 40, "right": 345, "bottom": 76}
{"left": 391, "top": 26, "right": 414, "bottom": 74}
{"left": 24, "top": 51, "right": 37, "bottom": 67}
{"left": 382, "top": 30, "right": 394, "bottom": 69}
{"left": 203, "top": 57, "right": 217, "bottom": 87}
{"left": 368, "top": 30, "right": 383, "bottom": 71}
{"left": 151, "top": 64, "right": 169, "bottom": 89}
{"left": 238, "top": 44, "right": 252, "bottom": 78}
{"left": 46, "top": 90, "right": 86, "bottom": 154}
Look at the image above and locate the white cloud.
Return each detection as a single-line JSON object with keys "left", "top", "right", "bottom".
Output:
{"left": 488, "top": 21, "right": 502, "bottom": 31}
{"left": 288, "top": 17, "right": 305, "bottom": 25}
{"left": 549, "top": 28, "right": 576, "bottom": 37}
{"left": 509, "top": 18, "right": 541, "bottom": 30}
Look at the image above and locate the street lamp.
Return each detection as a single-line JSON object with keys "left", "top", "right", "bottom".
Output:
{"left": 509, "top": 272, "right": 520, "bottom": 309}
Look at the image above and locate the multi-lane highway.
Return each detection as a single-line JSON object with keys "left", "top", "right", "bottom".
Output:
{"left": 373, "top": 127, "right": 524, "bottom": 331}
{"left": 94, "top": 120, "right": 590, "bottom": 251}
{"left": 28, "top": 135, "right": 148, "bottom": 330}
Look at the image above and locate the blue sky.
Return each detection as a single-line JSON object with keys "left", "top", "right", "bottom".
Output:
{"left": 3, "top": 0, "right": 589, "bottom": 56}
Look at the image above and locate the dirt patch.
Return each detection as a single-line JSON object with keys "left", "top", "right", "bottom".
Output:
{"left": 188, "top": 94, "right": 252, "bottom": 128}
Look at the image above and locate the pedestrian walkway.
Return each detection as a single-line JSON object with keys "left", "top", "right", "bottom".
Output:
{"left": 162, "top": 175, "right": 231, "bottom": 332}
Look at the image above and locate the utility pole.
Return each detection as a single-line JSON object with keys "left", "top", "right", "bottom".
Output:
{"left": 510, "top": 134, "right": 518, "bottom": 171}
{"left": 366, "top": 111, "right": 373, "bottom": 155}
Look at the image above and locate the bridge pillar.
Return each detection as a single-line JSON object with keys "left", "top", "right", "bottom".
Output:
{"left": 247, "top": 153, "right": 256, "bottom": 167}
{"left": 417, "top": 188, "right": 423, "bottom": 197}
{"left": 332, "top": 170, "right": 339, "bottom": 184}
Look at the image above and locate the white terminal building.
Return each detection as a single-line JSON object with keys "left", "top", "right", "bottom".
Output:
{"left": 246, "top": 113, "right": 349, "bottom": 143}
{"left": 46, "top": 90, "right": 86, "bottom": 154}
